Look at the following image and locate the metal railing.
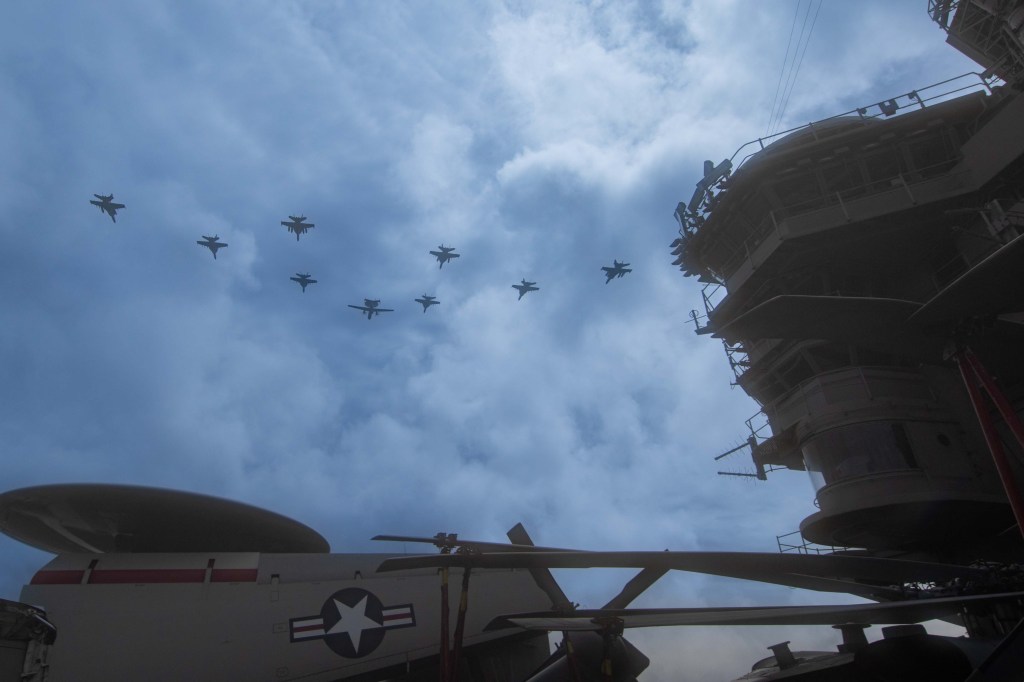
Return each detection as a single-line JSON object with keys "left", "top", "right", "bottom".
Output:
{"left": 928, "top": 0, "right": 959, "bottom": 30}
{"left": 678, "top": 71, "right": 1002, "bottom": 241}
{"left": 776, "top": 530, "right": 848, "bottom": 555}
{"left": 690, "top": 161, "right": 975, "bottom": 322}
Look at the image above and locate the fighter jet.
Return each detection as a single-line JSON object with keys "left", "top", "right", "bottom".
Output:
{"left": 280, "top": 215, "right": 314, "bottom": 241}
{"left": 429, "top": 245, "right": 460, "bottom": 268}
{"left": 89, "top": 194, "right": 125, "bottom": 222}
{"left": 414, "top": 295, "right": 439, "bottom": 312}
{"left": 348, "top": 299, "right": 394, "bottom": 320}
{"left": 290, "top": 273, "right": 317, "bottom": 292}
{"left": 196, "top": 235, "right": 228, "bottom": 259}
{"left": 601, "top": 260, "right": 632, "bottom": 283}
{"left": 512, "top": 279, "right": 539, "bottom": 300}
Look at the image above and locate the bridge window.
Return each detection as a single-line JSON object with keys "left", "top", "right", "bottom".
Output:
{"left": 803, "top": 421, "right": 918, "bottom": 490}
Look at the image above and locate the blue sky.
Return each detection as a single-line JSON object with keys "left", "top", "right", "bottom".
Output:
{"left": 0, "top": 1, "right": 983, "bottom": 679}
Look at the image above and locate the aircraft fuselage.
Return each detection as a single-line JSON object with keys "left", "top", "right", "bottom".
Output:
{"left": 21, "top": 552, "right": 550, "bottom": 681}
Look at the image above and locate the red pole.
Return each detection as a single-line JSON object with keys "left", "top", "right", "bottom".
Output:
{"left": 440, "top": 567, "right": 450, "bottom": 682}
{"left": 563, "top": 632, "right": 583, "bottom": 682}
{"left": 449, "top": 567, "right": 472, "bottom": 682}
{"left": 957, "top": 350, "right": 1024, "bottom": 541}
{"left": 965, "top": 348, "right": 1024, "bottom": 452}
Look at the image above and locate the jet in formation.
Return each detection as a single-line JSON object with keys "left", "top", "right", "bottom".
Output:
{"left": 281, "top": 215, "right": 314, "bottom": 241}
{"left": 348, "top": 299, "right": 393, "bottom": 320}
{"left": 512, "top": 279, "right": 539, "bottom": 300}
{"left": 415, "top": 295, "right": 439, "bottom": 312}
{"left": 601, "top": 260, "right": 632, "bottom": 283}
{"left": 429, "top": 245, "right": 460, "bottom": 268}
{"left": 290, "top": 273, "right": 317, "bottom": 292}
{"left": 196, "top": 235, "right": 228, "bottom": 259}
{"left": 89, "top": 194, "right": 125, "bottom": 222}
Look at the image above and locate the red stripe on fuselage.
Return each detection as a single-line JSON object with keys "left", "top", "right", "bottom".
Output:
{"left": 89, "top": 569, "right": 208, "bottom": 584}
{"left": 31, "top": 570, "right": 85, "bottom": 585}
{"left": 211, "top": 568, "right": 258, "bottom": 582}
{"left": 31, "top": 567, "right": 259, "bottom": 585}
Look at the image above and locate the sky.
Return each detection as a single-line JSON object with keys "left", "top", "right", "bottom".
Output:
{"left": 0, "top": 1, "right": 985, "bottom": 679}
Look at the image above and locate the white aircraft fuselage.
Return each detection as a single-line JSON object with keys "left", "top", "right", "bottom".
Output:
{"left": 20, "top": 551, "right": 550, "bottom": 681}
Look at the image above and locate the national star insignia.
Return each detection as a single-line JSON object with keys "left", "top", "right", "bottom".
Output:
{"left": 327, "top": 595, "right": 382, "bottom": 651}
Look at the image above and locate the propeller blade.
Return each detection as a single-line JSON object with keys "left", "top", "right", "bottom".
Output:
{"left": 487, "top": 591, "right": 1024, "bottom": 631}
{"left": 506, "top": 524, "right": 575, "bottom": 613}
{"left": 375, "top": 551, "right": 987, "bottom": 593}
{"left": 602, "top": 567, "right": 669, "bottom": 610}
{"left": 910, "top": 232, "right": 1024, "bottom": 325}
{"left": 371, "top": 533, "right": 579, "bottom": 554}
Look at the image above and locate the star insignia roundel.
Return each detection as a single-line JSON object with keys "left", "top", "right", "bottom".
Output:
{"left": 321, "top": 588, "right": 385, "bottom": 657}
{"left": 289, "top": 587, "right": 416, "bottom": 658}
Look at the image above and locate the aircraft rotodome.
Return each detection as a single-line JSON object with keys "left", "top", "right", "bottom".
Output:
{"left": 348, "top": 298, "right": 394, "bottom": 320}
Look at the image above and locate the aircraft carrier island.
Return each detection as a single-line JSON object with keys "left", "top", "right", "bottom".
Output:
{"left": 674, "top": 0, "right": 1024, "bottom": 564}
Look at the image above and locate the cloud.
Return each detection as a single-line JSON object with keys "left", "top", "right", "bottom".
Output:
{"left": 0, "top": 1, "right": 985, "bottom": 678}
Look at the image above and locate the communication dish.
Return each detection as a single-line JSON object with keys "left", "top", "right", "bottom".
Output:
{"left": 0, "top": 483, "right": 329, "bottom": 554}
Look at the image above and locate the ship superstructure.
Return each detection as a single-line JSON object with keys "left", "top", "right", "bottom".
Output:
{"left": 675, "top": 0, "right": 1024, "bottom": 563}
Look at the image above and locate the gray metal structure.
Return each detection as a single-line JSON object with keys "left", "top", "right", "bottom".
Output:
{"left": 669, "top": 0, "right": 1024, "bottom": 675}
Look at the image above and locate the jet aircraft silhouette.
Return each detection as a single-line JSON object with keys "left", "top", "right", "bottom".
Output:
{"left": 601, "top": 260, "right": 632, "bottom": 283}
{"left": 290, "top": 273, "right": 317, "bottom": 292}
{"left": 512, "top": 280, "right": 539, "bottom": 300}
{"left": 196, "top": 235, "right": 228, "bottom": 259}
{"left": 429, "top": 245, "right": 460, "bottom": 268}
{"left": 281, "top": 215, "right": 314, "bottom": 241}
{"left": 415, "top": 295, "right": 439, "bottom": 312}
{"left": 348, "top": 299, "right": 394, "bottom": 320}
{"left": 89, "top": 194, "right": 125, "bottom": 222}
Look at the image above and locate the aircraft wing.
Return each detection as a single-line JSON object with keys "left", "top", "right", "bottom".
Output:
{"left": 376, "top": 308, "right": 394, "bottom": 313}
{"left": 347, "top": 305, "right": 370, "bottom": 312}
{"left": 109, "top": 203, "right": 125, "bottom": 210}
{"left": 485, "top": 592, "right": 1024, "bottom": 631}
{"left": 375, "top": 550, "right": 988, "bottom": 598}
